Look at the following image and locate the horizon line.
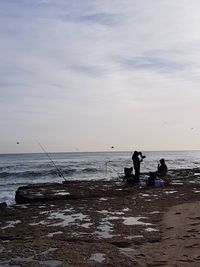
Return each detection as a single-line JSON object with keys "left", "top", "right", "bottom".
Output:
{"left": 1, "top": 149, "right": 200, "bottom": 156}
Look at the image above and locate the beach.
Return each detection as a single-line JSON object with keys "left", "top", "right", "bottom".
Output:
{"left": 1, "top": 168, "right": 200, "bottom": 266}
{"left": 135, "top": 202, "right": 200, "bottom": 266}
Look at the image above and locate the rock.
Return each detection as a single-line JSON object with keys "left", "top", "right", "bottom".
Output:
{"left": 15, "top": 180, "right": 131, "bottom": 204}
{"left": 0, "top": 202, "right": 7, "bottom": 216}
{"left": 1, "top": 168, "right": 200, "bottom": 266}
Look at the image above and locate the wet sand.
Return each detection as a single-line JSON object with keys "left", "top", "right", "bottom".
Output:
{"left": 134, "top": 202, "right": 200, "bottom": 266}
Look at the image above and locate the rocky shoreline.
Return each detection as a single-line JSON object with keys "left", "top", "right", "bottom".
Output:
{"left": 1, "top": 168, "right": 200, "bottom": 266}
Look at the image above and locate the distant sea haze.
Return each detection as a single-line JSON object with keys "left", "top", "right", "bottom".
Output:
{"left": 0, "top": 151, "right": 200, "bottom": 205}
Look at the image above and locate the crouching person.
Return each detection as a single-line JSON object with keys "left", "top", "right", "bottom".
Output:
{"left": 157, "top": 159, "right": 168, "bottom": 178}
{"left": 124, "top": 167, "right": 134, "bottom": 185}
{"left": 147, "top": 159, "right": 170, "bottom": 187}
{"left": 157, "top": 158, "right": 171, "bottom": 185}
{"left": 0, "top": 202, "right": 7, "bottom": 216}
{"left": 123, "top": 167, "right": 141, "bottom": 185}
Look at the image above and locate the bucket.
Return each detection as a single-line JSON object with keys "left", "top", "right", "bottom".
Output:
{"left": 155, "top": 179, "right": 164, "bottom": 188}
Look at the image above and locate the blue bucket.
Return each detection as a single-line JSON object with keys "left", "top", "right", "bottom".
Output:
{"left": 155, "top": 179, "right": 164, "bottom": 188}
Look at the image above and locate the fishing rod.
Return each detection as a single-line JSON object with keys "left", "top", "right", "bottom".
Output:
{"left": 105, "top": 162, "right": 122, "bottom": 179}
{"left": 37, "top": 142, "right": 66, "bottom": 182}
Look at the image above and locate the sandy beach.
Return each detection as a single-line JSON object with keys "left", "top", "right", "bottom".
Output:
{"left": 1, "top": 168, "right": 200, "bottom": 266}
{"left": 134, "top": 202, "right": 200, "bottom": 266}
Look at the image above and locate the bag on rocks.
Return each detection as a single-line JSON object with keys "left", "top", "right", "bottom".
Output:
{"left": 155, "top": 179, "right": 164, "bottom": 188}
{"left": 147, "top": 172, "right": 157, "bottom": 186}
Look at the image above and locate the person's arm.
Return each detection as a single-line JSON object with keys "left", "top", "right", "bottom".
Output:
{"left": 157, "top": 164, "right": 162, "bottom": 173}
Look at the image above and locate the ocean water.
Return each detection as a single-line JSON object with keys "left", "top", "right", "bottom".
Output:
{"left": 0, "top": 151, "right": 200, "bottom": 205}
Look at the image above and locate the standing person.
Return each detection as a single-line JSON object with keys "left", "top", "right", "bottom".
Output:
{"left": 132, "top": 151, "right": 145, "bottom": 183}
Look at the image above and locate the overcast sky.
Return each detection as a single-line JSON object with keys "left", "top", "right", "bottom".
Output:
{"left": 1, "top": 0, "right": 200, "bottom": 153}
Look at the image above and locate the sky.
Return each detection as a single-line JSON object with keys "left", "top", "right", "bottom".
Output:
{"left": 1, "top": 0, "right": 200, "bottom": 153}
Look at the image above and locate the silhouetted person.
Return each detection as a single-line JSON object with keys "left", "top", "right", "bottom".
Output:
{"left": 132, "top": 151, "right": 145, "bottom": 183}
{"left": 124, "top": 167, "right": 134, "bottom": 184}
{"left": 157, "top": 158, "right": 168, "bottom": 178}
{"left": 147, "top": 159, "right": 168, "bottom": 187}
{"left": 0, "top": 202, "right": 7, "bottom": 216}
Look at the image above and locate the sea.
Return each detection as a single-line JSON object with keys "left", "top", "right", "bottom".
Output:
{"left": 0, "top": 151, "right": 200, "bottom": 205}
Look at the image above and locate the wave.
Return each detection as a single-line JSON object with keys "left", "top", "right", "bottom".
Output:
{"left": 63, "top": 169, "right": 77, "bottom": 175}
{"left": 82, "top": 167, "right": 99, "bottom": 173}
{"left": 0, "top": 182, "right": 27, "bottom": 187}
{"left": 0, "top": 170, "right": 52, "bottom": 178}
{"left": 0, "top": 167, "right": 103, "bottom": 179}
{"left": 0, "top": 167, "right": 104, "bottom": 179}
{"left": 0, "top": 168, "right": 77, "bottom": 178}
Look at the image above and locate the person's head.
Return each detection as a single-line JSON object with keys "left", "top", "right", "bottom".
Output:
{"left": 160, "top": 158, "right": 165, "bottom": 165}
{"left": 133, "top": 151, "right": 145, "bottom": 158}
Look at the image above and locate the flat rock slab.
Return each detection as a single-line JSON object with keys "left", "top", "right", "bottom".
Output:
{"left": 15, "top": 168, "right": 200, "bottom": 204}
{"left": 15, "top": 180, "right": 131, "bottom": 204}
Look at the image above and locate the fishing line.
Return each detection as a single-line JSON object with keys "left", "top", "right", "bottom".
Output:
{"left": 105, "top": 162, "right": 122, "bottom": 179}
{"left": 37, "top": 142, "right": 66, "bottom": 182}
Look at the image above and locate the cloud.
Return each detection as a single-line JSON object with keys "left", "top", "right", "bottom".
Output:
{"left": 1, "top": 0, "right": 200, "bottom": 152}
{"left": 60, "top": 12, "right": 118, "bottom": 26}
{"left": 113, "top": 55, "right": 184, "bottom": 73}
